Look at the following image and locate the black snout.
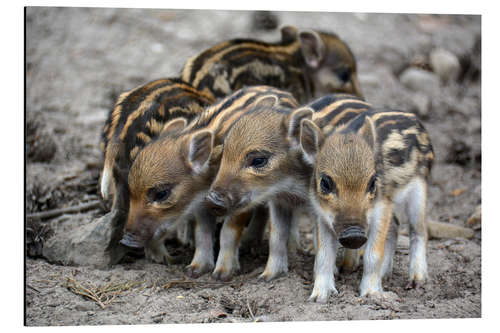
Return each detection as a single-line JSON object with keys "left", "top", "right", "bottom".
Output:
{"left": 120, "top": 232, "right": 145, "bottom": 249}
{"left": 206, "top": 190, "right": 229, "bottom": 216}
{"left": 338, "top": 226, "right": 367, "bottom": 249}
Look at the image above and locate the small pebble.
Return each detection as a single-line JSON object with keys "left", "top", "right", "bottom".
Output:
{"left": 151, "top": 43, "right": 164, "bottom": 53}
{"left": 467, "top": 205, "right": 481, "bottom": 228}
{"left": 430, "top": 48, "right": 461, "bottom": 82}
{"left": 399, "top": 67, "right": 440, "bottom": 95}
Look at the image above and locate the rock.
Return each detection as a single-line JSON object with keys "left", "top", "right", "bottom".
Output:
{"left": 42, "top": 211, "right": 128, "bottom": 268}
{"left": 430, "top": 48, "right": 461, "bottom": 82}
{"left": 409, "top": 92, "right": 430, "bottom": 118}
{"left": 251, "top": 11, "right": 279, "bottom": 31}
{"left": 467, "top": 205, "right": 481, "bottom": 229}
{"left": 427, "top": 220, "right": 474, "bottom": 239}
{"left": 399, "top": 67, "right": 440, "bottom": 95}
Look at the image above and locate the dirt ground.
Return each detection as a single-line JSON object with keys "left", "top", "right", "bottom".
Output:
{"left": 24, "top": 7, "right": 481, "bottom": 326}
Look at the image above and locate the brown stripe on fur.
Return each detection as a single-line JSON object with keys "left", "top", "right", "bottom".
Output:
{"left": 145, "top": 118, "right": 165, "bottom": 136}
{"left": 229, "top": 61, "right": 286, "bottom": 84}
{"left": 330, "top": 108, "right": 368, "bottom": 127}
{"left": 313, "top": 99, "right": 370, "bottom": 120}
{"left": 226, "top": 49, "right": 291, "bottom": 63}
{"left": 370, "top": 111, "right": 416, "bottom": 122}
{"left": 157, "top": 103, "right": 165, "bottom": 118}
{"left": 103, "top": 123, "right": 109, "bottom": 135}
{"left": 187, "top": 90, "right": 260, "bottom": 132}
{"left": 190, "top": 42, "right": 301, "bottom": 88}
{"left": 118, "top": 89, "right": 198, "bottom": 141}
{"left": 136, "top": 132, "right": 152, "bottom": 144}
{"left": 107, "top": 103, "right": 125, "bottom": 142}
{"left": 181, "top": 41, "right": 234, "bottom": 82}
{"left": 280, "top": 96, "right": 300, "bottom": 108}
{"left": 216, "top": 108, "right": 249, "bottom": 138}
{"left": 375, "top": 119, "right": 399, "bottom": 129}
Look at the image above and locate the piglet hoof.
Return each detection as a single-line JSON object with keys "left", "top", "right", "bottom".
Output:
{"left": 185, "top": 263, "right": 212, "bottom": 278}
{"left": 212, "top": 268, "right": 235, "bottom": 282}
{"left": 309, "top": 285, "right": 338, "bottom": 303}
{"left": 257, "top": 269, "right": 286, "bottom": 282}
{"left": 405, "top": 279, "right": 426, "bottom": 290}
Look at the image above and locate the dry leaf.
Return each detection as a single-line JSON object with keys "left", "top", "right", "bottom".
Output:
{"left": 450, "top": 188, "right": 467, "bottom": 197}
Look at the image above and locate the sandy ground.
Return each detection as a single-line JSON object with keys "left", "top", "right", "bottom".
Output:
{"left": 25, "top": 7, "right": 481, "bottom": 326}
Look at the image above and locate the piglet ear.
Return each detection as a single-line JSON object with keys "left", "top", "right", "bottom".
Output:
{"left": 253, "top": 95, "right": 279, "bottom": 109}
{"left": 280, "top": 25, "right": 298, "bottom": 43}
{"left": 187, "top": 130, "right": 213, "bottom": 175}
{"left": 209, "top": 144, "right": 223, "bottom": 166}
{"left": 300, "top": 119, "right": 324, "bottom": 165}
{"left": 345, "top": 114, "right": 376, "bottom": 149}
{"left": 299, "top": 30, "right": 325, "bottom": 69}
{"left": 359, "top": 116, "right": 376, "bottom": 149}
{"left": 285, "top": 107, "right": 314, "bottom": 147}
{"left": 160, "top": 117, "right": 187, "bottom": 136}
{"left": 112, "top": 163, "right": 129, "bottom": 188}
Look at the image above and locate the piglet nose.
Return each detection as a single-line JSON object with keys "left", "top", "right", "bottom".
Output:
{"left": 208, "top": 190, "right": 226, "bottom": 205}
{"left": 338, "top": 226, "right": 367, "bottom": 249}
{"left": 206, "top": 190, "right": 229, "bottom": 216}
{"left": 120, "top": 232, "right": 145, "bottom": 249}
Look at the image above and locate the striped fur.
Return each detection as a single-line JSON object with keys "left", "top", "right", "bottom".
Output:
{"left": 99, "top": 78, "right": 215, "bottom": 203}
{"left": 181, "top": 26, "right": 362, "bottom": 103}
{"left": 204, "top": 94, "right": 370, "bottom": 282}
{"left": 300, "top": 95, "right": 434, "bottom": 301}
{"left": 307, "top": 103, "right": 434, "bottom": 196}
{"left": 122, "top": 86, "right": 299, "bottom": 277}
{"left": 208, "top": 94, "right": 372, "bottom": 216}
{"left": 207, "top": 93, "right": 433, "bottom": 297}
{"left": 183, "top": 85, "right": 298, "bottom": 139}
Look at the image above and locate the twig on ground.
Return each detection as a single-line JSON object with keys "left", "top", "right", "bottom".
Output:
{"left": 65, "top": 277, "right": 144, "bottom": 309}
{"left": 67, "top": 278, "right": 106, "bottom": 308}
{"left": 246, "top": 299, "right": 255, "bottom": 321}
{"left": 27, "top": 284, "right": 41, "bottom": 293}
{"left": 162, "top": 279, "right": 232, "bottom": 290}
{"left": 27, "top": 200, "right": 101, "bottom": 220}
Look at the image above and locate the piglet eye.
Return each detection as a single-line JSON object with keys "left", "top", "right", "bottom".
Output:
{"left": 148, "top": 185, "right": 172, "bottom": 203}
{"left": 246, "top": 150, "right": 271, "bottom": 169}
{"left": 154, "top": 189, "right": 170, "bottom": 202}
{"left": 250, "top": 157, "right": 269, "bottom": 168}
{"left": 336, "top": 67, "right": 352, "bottom": 83}
{"left": 367, "top": 175, "right": 377, "bottom": 194}
{"left": 320, "top": 174, "right": 336, "bottom": 194}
